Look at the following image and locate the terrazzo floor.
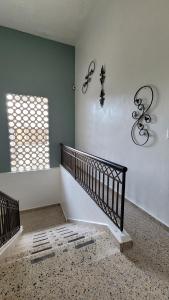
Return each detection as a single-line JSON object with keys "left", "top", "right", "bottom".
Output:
{"left": 0, "top": 202, "right": 169, "bottom": 300}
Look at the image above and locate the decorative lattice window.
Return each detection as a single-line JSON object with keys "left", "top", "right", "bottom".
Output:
{"left": 6, "top": 93, "right": 50, "bottom": 172}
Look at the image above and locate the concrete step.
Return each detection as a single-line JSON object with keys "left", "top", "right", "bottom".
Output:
{"left": 0, "top": 221, "right": 119, "bottom": 267}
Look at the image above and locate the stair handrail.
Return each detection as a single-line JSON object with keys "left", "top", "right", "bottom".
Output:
{"left": 60, "top": 144, "right": 127, "bottom": 231}
{"left": 0, "top": 191, "right": 20, "bottom": 248}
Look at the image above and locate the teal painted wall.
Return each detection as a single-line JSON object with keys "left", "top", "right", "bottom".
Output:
{"left": 0, "top": 26, "right": 75, "bottom": 173}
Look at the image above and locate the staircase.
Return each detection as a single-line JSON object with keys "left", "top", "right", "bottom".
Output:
{"left": 0, "top": 203, "right": 120, "bottom": 299}
{"left": 1, "top": 216, "right": 119, "bottom": 266}
{"left": 0, "top": 203, "right": 121, "bottom": 299}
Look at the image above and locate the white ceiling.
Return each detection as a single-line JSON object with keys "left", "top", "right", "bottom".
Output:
{"left": 0, "top": 0, "right": 94, "bottom": 45}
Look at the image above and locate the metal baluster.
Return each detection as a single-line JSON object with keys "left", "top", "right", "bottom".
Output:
{"left": 0, "top": 207, "right": 1, "bottom": 232}
{"left": 82, "top": 160, "right": 84, "bottom": 184}
{"left": 99, "top": 172, "right": 101, "bottom": 198}
{"left": 92, "top": 167, "right": 94, "bottom": 191}
{"left": 6, "top": 200, "right": 10, "bottom": 237}
{"left": 75, "top": 152, "right": 77, "bottom": 179}
{"left": 85, "top": 162, "right": 87, "bottom": 187}
{"left": 81, "top": 160, "right": 83, "bottom": 184}
{"left": 1, "top": 204, "right": 4, "bottom": 242}
{"left": 120, "top": 171, "right": 126, "bottom": 231}
{"left": 116, "top": 181, "right": 119, "bottom": 216}
{"left": 89, "top": 164, "right": 90, "bottom": 189}
{"left": 76, "top": 157, "right": 78, "bottom": 180}
{"left": 102, "top": 173, "right": 105, "bottom": 202}
{"left": 80, "top": 159, "right": 82, "bottom": 183}
{"left": 81, "top": 160, "right": 83, "bottom": 183}
{"left": 95, "top": 169, "right": 97, "bottom": 194}
{"left": 107, "top": 176, "right": 109, "bottom": 206}
{"left": 112, "top": 178, "right": 115, "bottom": 211}
{"left": 78, "top": 158, "right": 80, "bottom": 181}
{"left": 83, "top": 160, "right": 85, "bottom": 184}
{"left": 78, "top": 158, "right": 80, "bottom": 182}
{"left": 4, "top": 201, "right": 7, "bottom": 238}
{"left": 87, "top": 164, "right": 89, "bottom": 188}
{"left": 84, "top": 162, "right": 86, "bottom": 185}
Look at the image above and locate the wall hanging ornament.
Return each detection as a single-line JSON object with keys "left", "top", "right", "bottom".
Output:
{"left": 99, "top": 65, "right": 106, "bottom": 106}
{"left": 131, "top": 85, "right": 154, "bottom": 146}
{"left": 72, "top": 83, "right": 76, "bottom": 91}
{"left": 82, "top": 60, "right": 96, "bottom": 94}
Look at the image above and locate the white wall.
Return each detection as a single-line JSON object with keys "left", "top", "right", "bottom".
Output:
{"left": 75, "top": 0, "right": 169, "bottom": 227}
{"left": 0, "top": 168, "right": 60, "bottom": 210}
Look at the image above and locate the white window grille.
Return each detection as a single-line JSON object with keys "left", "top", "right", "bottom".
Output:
{"left": 6, "top": 93, "right": 50, "bottom": 172}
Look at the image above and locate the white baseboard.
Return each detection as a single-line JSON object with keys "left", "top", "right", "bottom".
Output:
{"left": 126, "top": 197, "right": 169, "bottom": 231}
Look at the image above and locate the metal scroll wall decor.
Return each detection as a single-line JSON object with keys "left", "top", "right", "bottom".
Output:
{"left": 82, "top": 60, "right": 96, "bottom": 94}
{"left": 131, "top": 85, "right": 154, "bottom": 146}
{"left": 99, "top": 65, "right": 106, "bottom": 106}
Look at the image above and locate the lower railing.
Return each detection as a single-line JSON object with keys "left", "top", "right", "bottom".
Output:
{"left": 60, "top": 144, "right": 127, "bottom": 231}
{"left": 0, "top": 191, "right": 20, "bottom": 248}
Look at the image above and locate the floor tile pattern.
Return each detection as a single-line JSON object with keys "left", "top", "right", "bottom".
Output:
{"left": 0, "top": 202, "right": 169, "bottom": 300}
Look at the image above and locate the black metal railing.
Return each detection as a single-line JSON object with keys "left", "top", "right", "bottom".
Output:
{"left": 60, "top": 144, "right": 127, "bottom": 231}
{"left": 0, "top": 191, "right": 20, "bottom": 248}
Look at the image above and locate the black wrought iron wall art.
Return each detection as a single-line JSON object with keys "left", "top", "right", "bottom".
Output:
{"left": 82, "top": 60, "right": 96, "bottom": 94}
{"left": 72, "top": 83, "right": 76, "bottom": 91}
{"left": 131, "top": 85, "right": 154, "bottom": 146}
{"left": 99, "top": 65, "right": 106, "bottom": 106}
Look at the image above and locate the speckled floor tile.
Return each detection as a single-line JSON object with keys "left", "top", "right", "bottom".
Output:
{"left": 0, "top": 202, "right": 169, "bottom": 300}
